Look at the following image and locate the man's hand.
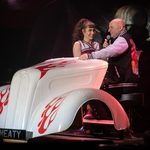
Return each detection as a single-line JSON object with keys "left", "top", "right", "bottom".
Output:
{"left": 103, "top": 39, "right": 109, "bottom": 48}
{"left": 79, "top": 54, "right": 89, "bottom": 60}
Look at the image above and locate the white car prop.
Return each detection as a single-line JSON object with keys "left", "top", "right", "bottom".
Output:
{"left": 0, "top": 57, "right": 130, "bottom": 141}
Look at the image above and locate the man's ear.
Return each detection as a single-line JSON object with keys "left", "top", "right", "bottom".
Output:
{"left": 119, "top": 25, "right": 123, "bottom": 31}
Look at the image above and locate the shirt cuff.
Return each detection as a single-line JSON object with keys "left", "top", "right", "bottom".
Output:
{"left": 88, "top": 53, "right": 93, "bottom": 59}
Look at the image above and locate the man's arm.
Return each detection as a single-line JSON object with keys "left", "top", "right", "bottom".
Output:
{"left": 89, "top": 36, "right": 128, "bottom": 60}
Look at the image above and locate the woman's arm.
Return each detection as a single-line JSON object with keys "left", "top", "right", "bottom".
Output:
{"left": 73, "top": 41, "right": 81, "bottom": 57}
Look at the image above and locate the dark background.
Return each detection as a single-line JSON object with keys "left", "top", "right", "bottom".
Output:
{"left": 0, "top": 0, "right": 150, "bottom": 130}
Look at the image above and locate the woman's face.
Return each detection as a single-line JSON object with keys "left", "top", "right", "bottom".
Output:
{"left": 82, "top": 27, "right": 96, "bottom": 41}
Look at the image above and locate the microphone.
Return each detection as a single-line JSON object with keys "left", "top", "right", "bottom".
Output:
{"left": 106, "top": 35, "right": 111, "bottom": 45}
{"left": 103, "top": 34, "right": 111, "bottom": 48}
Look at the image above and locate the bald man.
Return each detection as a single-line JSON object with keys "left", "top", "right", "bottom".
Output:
{"left": 79, "top": 18, "right": 139, "bottom": 86}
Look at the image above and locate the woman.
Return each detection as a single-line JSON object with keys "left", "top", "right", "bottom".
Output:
{"left": 72, "top": 18, "right": 100, "bottom": 119}
{"left": 72, "top": 18, "right": 100, "bottom": 57}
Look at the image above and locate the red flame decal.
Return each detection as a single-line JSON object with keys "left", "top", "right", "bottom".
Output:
{"left": 0, "top": 86, "right": 10, "bottom": 114}
{"left": 38, "top": 96, "right": 64, "bottom": 134}
{"left": 35, "top": 60, "right": 76, "bottom": 79}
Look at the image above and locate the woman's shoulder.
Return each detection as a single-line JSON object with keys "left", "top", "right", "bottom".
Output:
{"left": 93, "top": 41, "right": 100, "bottom": 44}
{"left": 92, "top": 41, "right": 100, "bottom": 50}
{"left": 73, "top": 40, "right": 83, "bottom": 46}
{"left": 93, "top": 41, "right": 100, "bottom": 47}
{"left": 74, "top": 40, "right": 82, "bottom": 44}
{"left": 73, "top": 41, "right": 82, "bottom": 49}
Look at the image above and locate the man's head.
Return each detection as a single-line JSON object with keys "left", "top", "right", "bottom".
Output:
{"left": 108, "top": 18, "right": 125, "bottom": 38}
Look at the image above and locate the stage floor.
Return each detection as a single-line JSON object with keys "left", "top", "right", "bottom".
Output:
{"left": 27, "top": 127, "right": 148, "bottom": 149}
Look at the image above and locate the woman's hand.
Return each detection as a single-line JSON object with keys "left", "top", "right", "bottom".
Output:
{"left": 79, "top": 54, "right": 88, "bottom": 60}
